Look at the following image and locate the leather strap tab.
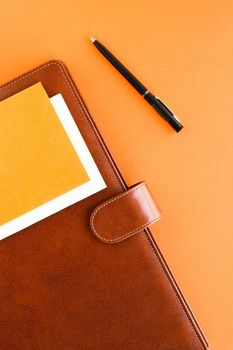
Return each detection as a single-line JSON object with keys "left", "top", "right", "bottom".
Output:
{"left": 90, "top": 182, "right": 161, "bottom": 244}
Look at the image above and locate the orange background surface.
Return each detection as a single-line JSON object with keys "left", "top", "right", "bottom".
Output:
{"left": 0, "top": 1, "right": 232, "bottom": 349}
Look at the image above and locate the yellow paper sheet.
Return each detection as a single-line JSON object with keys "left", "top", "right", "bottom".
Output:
{"left": 0, "top": 82, "right": 89, "bottom": 225}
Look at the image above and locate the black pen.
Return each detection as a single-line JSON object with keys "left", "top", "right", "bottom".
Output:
{"left": 90, "top": 37, "right": 183, "bottom": 133}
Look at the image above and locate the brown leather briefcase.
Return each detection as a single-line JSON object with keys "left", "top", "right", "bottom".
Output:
{"left": 0, "top": 61, "right": 208, "bottom": 350}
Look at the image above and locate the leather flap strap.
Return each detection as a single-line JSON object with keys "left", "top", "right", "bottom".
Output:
{"left": 90, "top": 182, "right": 161, "bottom": 244}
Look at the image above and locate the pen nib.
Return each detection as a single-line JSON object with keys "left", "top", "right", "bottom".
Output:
{"left": 90, "top": 36, "right": 96, "bottom": 43}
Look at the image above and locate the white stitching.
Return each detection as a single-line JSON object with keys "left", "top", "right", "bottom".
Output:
{"left": 91, "top": 183, "right": 160, "bottom": 243}
{"left": 0, "top": 62, "right": 54, "bottom": 90}
{"left": 145, "top": 232, "right": 208, "bottom": 349}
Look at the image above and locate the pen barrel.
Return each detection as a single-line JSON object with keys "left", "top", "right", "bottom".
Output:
{"left": 144, "top": 92, "right": 183, "bottom": 132}
{"left": 94, "top": 40, "right": 147, "bottom": 95}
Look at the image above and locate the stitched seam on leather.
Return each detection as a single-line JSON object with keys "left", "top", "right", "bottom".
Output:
{"left": 145, "top": 232, "right": 207, "bottom": 350}
{"left": 0, "top": 62, "right": 54, "bottom": 90}
{"left": 94, "top": 217, "right": 160, "bottom": 243}
{"left": 91, "top": 183, "right": 160, "bottom": 242}
{"left": 0, "top": 62, "right": 206, "bottom": 349}
{"left": 0, "top": 61, "right": 123, "bottom": 189}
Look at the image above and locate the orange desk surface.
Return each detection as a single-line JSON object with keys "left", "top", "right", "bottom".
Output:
{"left": 0, "top": 1, "right": 232, "bottom": 349}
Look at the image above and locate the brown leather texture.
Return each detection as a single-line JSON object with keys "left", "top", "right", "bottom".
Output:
{"left": 0, "top": 61, "right": 208, "bottom": 350}
{"left": 90, "top": 182, "right": 161, "bottom": 244}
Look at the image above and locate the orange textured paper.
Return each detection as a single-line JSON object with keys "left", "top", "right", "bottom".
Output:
{"left": 0, "top": 1, "right": 232, "bottom": 349}
{"left": 0, "top": 82, "right": 89, "bottom": 224}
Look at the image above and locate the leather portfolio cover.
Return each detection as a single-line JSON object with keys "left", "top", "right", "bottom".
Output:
{"left": 0, "top": 61, "right": 208, "bottom": 350}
